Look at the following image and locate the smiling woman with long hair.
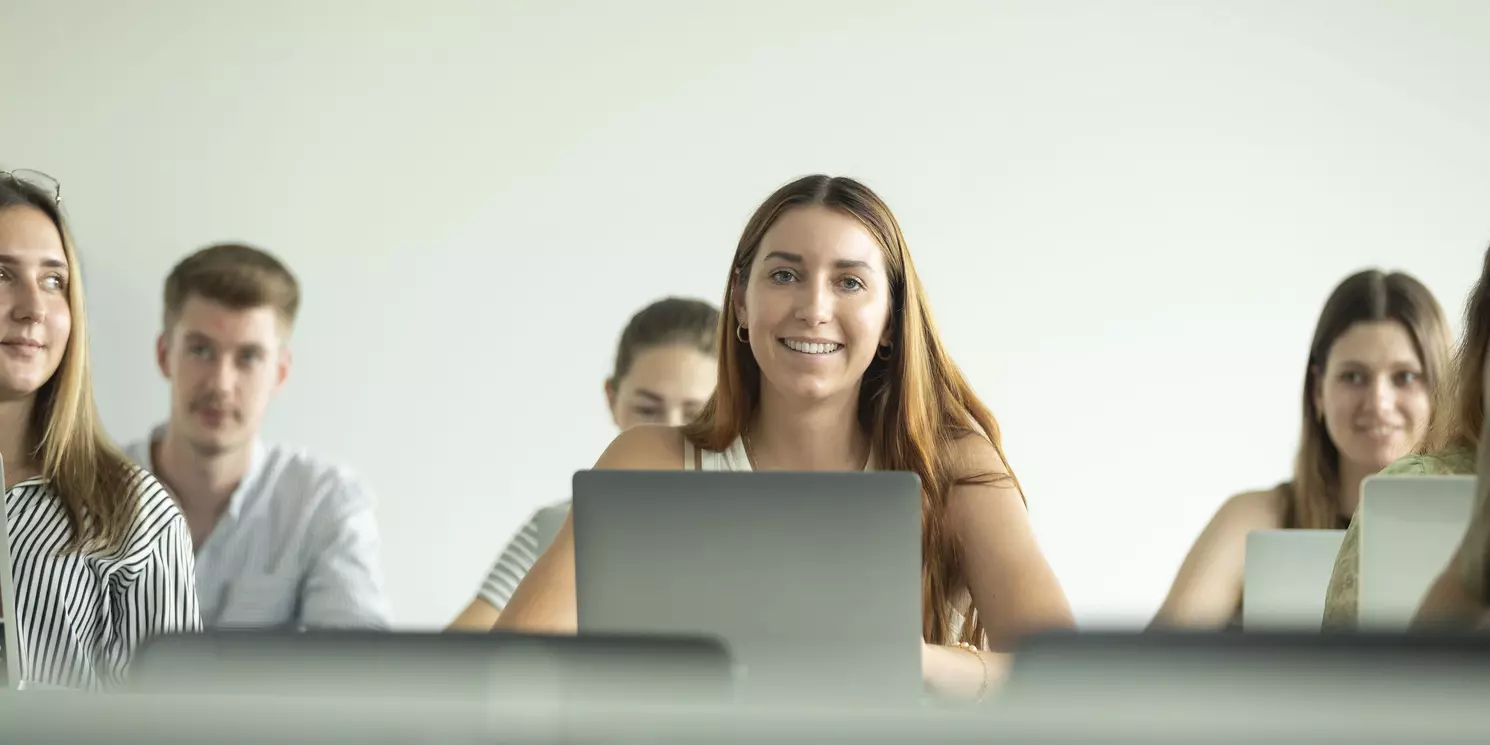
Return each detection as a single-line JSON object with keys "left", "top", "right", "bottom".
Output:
{"left": 494, "top": 175, "right": 1074, "bottom": 700}
{"left": 1152, "top": 268, "right": 1451, "bottom": 629}
{"left": 1321, "top": 249, "right": 1490, "bottom": 628}
{"left": 0, "top": 170, "right": 199, "bottom": 689}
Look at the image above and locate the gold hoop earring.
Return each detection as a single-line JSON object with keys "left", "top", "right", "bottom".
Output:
{"left": 877, "top": 343, "right": 893, "bottom": 361}
{"left": 736, "top": 324, "right": 749, "bottom": 344}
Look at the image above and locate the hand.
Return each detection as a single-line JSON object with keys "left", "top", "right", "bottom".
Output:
{"left": 921, "top": 639, "right": 1002, "bottom": 701}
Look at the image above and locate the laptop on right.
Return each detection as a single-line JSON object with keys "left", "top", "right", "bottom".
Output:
{"left": 1358, "top": 474, "right": 1476, "bottom": 630}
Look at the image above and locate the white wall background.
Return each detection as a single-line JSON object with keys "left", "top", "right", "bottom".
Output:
{"left": 3, "top": 0, "right": 1488, "bottom": 628}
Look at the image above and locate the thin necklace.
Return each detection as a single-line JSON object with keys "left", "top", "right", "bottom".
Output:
{"left": 741, "top": 429, "right": 871, "bottom": 472}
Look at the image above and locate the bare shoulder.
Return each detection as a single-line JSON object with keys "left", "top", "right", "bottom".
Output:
{"left": 946, "top": 431, "right": 1012, "bottom": 481}
{"left": 1209, "top": 487, "right": 1289, "bottom": 533}
{"left": 594, "top": 424, "right": 687, "bottom": 470}
{"left": 944, "top": 433, "right": 1023, "bottom": 521}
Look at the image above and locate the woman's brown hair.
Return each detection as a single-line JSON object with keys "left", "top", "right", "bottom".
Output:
{"left": 0, "top": 174, "right": 141, "bottom": 554}
{"left": 1289, "top": 269, "right": 1452, "bottom": 529}
{"left": 1428, "top": 245, "right": 1490, "bottom": 455}
{"left": 683, "top": 175, "right": 1019, "bottom": 647}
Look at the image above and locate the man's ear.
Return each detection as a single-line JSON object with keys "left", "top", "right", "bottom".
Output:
{"left": 604, "top": 377, "right": 617, "bottom": 411}
{"left": 155, "top": 334, "right": 170, "bottom": 378}
{"left": 274, "top": 345, "right": 292, "bottom": 392}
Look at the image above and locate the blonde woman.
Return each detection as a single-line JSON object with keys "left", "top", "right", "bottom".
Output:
{"left": 0, "top": 170, "right": 200, "bottom": 689}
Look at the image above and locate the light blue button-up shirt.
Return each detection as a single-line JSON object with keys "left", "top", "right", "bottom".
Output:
{"left": 125, "top": 427, "right": 391, "bottom": 630}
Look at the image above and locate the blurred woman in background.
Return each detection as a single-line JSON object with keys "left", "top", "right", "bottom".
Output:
{"left": 1322, "top": 247, "right": 1490, "bottom": 629}
{"left": 447, "top": 297, "right": 719, "bottom": 630}
{"left": 1153, "top": 268, "right": 1451, "bottom": 629}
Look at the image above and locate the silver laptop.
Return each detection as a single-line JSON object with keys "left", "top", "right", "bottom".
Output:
{"left": 1358, "top": 474, "right": 1476, "bottom": 630}
{"left": 0, "top": 454, "right": 21, "bottom": 690}
{"left": 572, "top": 469, "right": 923, "bottom": 703}
{"left": 1242, "top": 529, "right": 1345, "bottom": 631}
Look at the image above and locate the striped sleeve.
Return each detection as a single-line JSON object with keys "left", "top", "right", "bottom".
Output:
{"left": 478, "top": 513, "right": 545, "bottom": 609}
{"left": 99, "top": 470, "right": 202, "bottom": 687}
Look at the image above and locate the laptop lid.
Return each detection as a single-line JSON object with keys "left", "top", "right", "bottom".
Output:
{"left": 0, "top": 454, "right": 21, "bottom": 690}
{"left": 1242, "top": 529, "right": 1345, "bottom": 631}
{"left": 1358, "top": 475, "right": 1476, "bottom": 630}
{"left": 572, "top": 469, "right": 923, "bottom": 703}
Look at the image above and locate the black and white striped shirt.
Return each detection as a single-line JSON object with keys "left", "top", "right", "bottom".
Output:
{"left": 478, "top": 501, "right": 569, "bottom": 609}
{"left": 4, "top": 468, "right": 201, "bottom": 689}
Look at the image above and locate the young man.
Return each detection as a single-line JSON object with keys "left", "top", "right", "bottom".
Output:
{"left": 125, "top": 243, "right": 391, "bottom": 630}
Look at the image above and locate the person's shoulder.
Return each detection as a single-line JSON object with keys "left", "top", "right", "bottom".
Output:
{"left": 1212, "top": 487, "right": 1289, "bottom": 530}
{"left": 115, "top": 465, "right": 187, "bottom": 547}
{"left": 945, "top": 431, "right": 1011, "bottom": 482}
{"left": 942, "top": 433, "right": 1025, "bottom": 514}
{"left": 1383, "top": 445, "right": 1477, "bottom": 476}
{"left": 262, "top": 444, "right": 375, "bottom": 512}
{"left": 594, "top": 425, "right": 687, "bottom": 470}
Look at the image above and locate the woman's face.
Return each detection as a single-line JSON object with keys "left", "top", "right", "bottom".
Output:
{"left": 734, "top": 206, "right": 893, "bottom": 405}
{"left": 0, "top": 205, "right": 72, "bottom": 401}
{"left": 607, "top": 343, "right": 716, "bottom": 430}
{"left": 1314, "top": 319, "right": 1432, "bottom": 474}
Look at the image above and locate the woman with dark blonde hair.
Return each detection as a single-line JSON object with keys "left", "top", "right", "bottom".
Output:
{"left": 495, "top": 175, "right": 1075, "bottom": 699}
{"left": 0, "top": 170, "right": 199, "bottom": 689}
{"left": 1153, "top": 268, "right": 1452, "bottom": 629}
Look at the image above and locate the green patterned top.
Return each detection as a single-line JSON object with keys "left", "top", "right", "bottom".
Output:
{"left": 1320, "top": 445, "right": 1477, "bottom": 629}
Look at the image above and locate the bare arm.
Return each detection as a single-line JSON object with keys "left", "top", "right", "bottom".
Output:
{"left": 923, "top": 436, "right": 1075, "bottom": 700}
{"left": 493, "top": 426, "right": 685, "bottom": 634}
{"left": 1150, "top": 490, "right": 1284, "bottom": 629}
{"left": 448, "top": 598, "right": 503, "bottom": 632}
{"left": 448, "top": 509, "right": 551, "bottom": 631}
{"left": 1411, "top": 556, "right": 1483, "bottom": 629}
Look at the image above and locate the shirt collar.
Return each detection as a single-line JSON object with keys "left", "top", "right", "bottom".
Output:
{"left": 148, "top": 423, "right": 267, "bottom": 521}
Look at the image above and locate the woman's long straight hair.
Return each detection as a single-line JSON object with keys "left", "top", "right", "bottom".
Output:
{"left": 684, "top": 175, "right": 1020, "bottom": 647}
{"left": 0, "top": 176, "right": 140, "bottom": 554}
{"left": 1287, "top": 269, "right": 1452, "bottom": 529}
{"left": 1429, "top": 245, "right": 1490, "bottom": 456}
